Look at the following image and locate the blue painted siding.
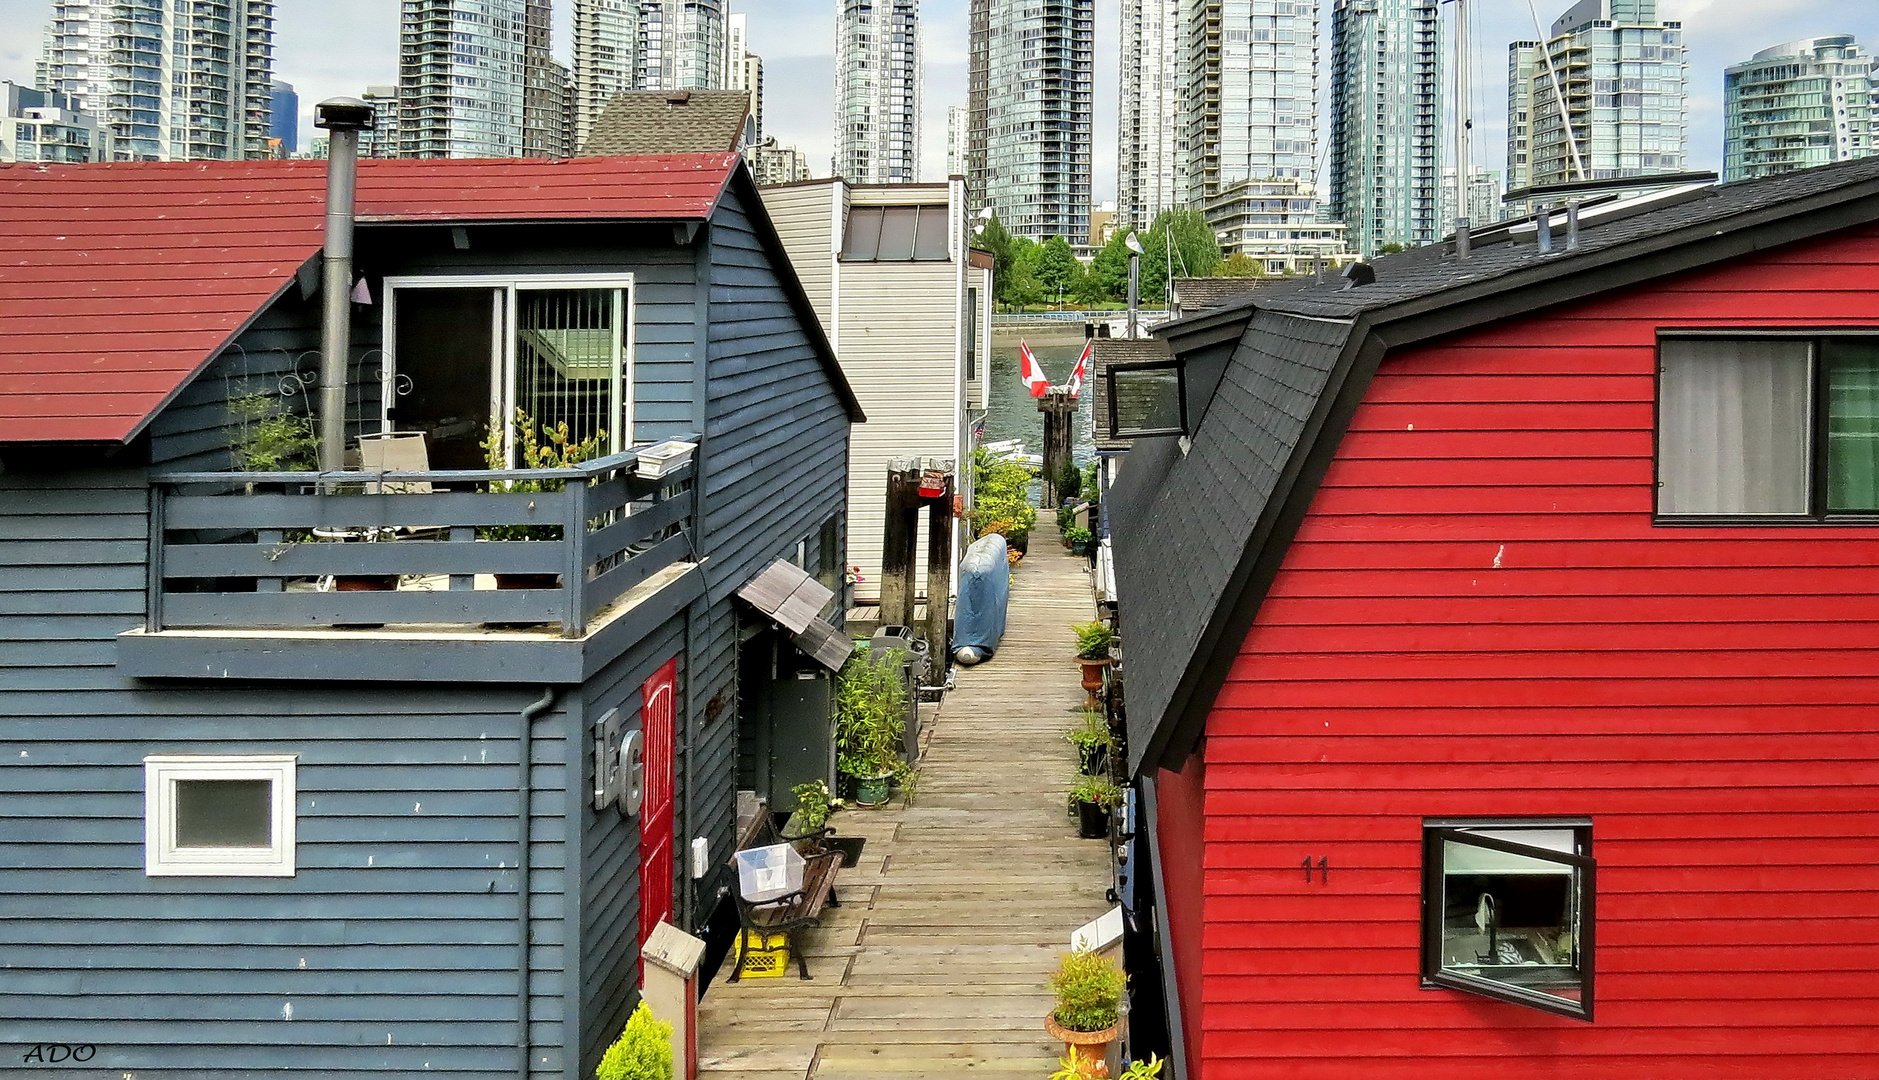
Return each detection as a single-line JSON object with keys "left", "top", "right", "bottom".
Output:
{"left": 0, "top": 467, "right": 572, "bottom": 1077}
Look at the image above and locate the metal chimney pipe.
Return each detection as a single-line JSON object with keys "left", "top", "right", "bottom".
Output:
{"left": 1566, "top": 200, "right": 1582, "bottom": 251}
{"left": 1536, "top": 202, "right": 1553, "bottom": 254}
{"left": 312, "top": 97, "right": 376, "bottom": 475}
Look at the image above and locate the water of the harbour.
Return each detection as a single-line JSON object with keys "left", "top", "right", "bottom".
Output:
{"left": 983, "top": 324, "right": 1098, "bottom": 471}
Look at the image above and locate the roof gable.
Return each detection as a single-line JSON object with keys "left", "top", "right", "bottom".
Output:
{"left": 1117, "top": 155, "right": 1879, "bottom": 774}
{"left": 0, "top": 155, "right": 739, "bottom": 445}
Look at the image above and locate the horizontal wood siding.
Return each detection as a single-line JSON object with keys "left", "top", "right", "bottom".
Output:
{"left": 758, "top": 182, "right": 837, "bottom": 335}
{"left": 698, "top": 188, "right": 850, "bottom": 914}
{"left": 577, "top": 613, "right": 687, "bottom": 1075}
{"left": 0, "top": 467, "right": 574, "bottom": 1077}
{"left": 1199, "top": 226, "right": 1879, "bottom": 1078}
{"left": 839, "top": 260, "right": 964, "bottom": 602}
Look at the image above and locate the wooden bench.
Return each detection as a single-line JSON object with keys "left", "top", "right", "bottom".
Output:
{"left": 728, "top": 804, "right": 843, "bottom": 981}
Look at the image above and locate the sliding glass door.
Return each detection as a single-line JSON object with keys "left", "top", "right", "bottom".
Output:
{"left": 384, "top": 275, "right": 634, "bottom": 469}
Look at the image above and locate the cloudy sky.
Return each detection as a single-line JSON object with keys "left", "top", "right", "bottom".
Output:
{"left": 5, "top": 1, "right": 1875, "bottom": 201}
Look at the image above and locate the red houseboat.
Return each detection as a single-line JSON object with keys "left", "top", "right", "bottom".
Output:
{"left": 1110, "top": 159, "right": 1879, "bottom": 1079}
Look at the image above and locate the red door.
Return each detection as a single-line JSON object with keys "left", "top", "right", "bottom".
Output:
{"left": 638, "top": 659, "right": 678, "bottom": 950}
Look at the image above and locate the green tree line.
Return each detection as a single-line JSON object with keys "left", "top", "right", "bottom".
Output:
{"left": 976, "top": 208, "right": 1271, "bottom": 309}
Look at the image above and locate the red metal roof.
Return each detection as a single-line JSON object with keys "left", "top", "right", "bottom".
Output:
{"left": 0, "top": 154, "right": 740, "bottom": 444}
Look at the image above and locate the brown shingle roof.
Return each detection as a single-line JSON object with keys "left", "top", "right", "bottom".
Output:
{"left": 579, "top": 91, "right": 752, "bottom": 156}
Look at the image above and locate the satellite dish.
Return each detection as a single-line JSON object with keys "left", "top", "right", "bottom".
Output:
{"left": 619, "top": 729, "right": 646, "bottom": 816}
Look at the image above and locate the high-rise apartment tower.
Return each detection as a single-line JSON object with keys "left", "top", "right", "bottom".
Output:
{"left": 639, "top": 0, "right": 725, "bottom": 90}
{"left": 1117, "top": 0, "right": 1183, "bottom": 229}
{"left": 522, "top": 0, "right": 571, "bottom": 157}
{"left": 1724, "top": 35, "right": 1874, "bottom": 181}
{"left": 726, "top": 12, "right": 763, "bottom": 138}
{"left": 1184, "top": 0, "right": 1319, "bottom": 204}
{"left": 968, "top": 0, "right": 1094, "bottom": 241}
{"left": 400, "top": 0, "right": 531, "bottom": 158}
{"left": 572, "top": 0, "right": 639, "bottom": 149}
{"left": 835, "top": 0, "right": 922, "bottom": 184}
{"left": 1507, "top": 0, "right": 1687, "bottom": 191}
{"left": 1329, "top": 0, "right": 1443, "bottom": 255}
{"left": 37, "top": 0, "right": 277, "bottom": 161}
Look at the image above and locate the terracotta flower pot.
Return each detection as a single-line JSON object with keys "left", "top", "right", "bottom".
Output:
{"left": 1077, "top": 658, "right": 1108, "bottom": 707}
{"left": 1044, "top": 1015, "right": 1120, "bottom": 1078}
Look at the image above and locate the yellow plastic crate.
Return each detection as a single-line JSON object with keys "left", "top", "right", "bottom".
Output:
{"left": 734, "top": 929, "right": 790, "bottom": 979}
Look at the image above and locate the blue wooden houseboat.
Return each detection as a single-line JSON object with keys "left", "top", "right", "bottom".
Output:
{"left": 0, "top": 152, "right": 862, "bottom": 1077}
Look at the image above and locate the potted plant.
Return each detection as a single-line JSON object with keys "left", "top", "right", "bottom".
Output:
{"left": 781, "top": 779, "right": 840, "bottom": 842}
{"left": 1053, "top": 1051, "right": 1164, "bottom": 1080}
{"left": 479, "top": 408, "right": 607, "bottom": 590}
{"left": 835, "top": 647, "right": 909, "bottom": 807}
{"left": 1064, "top": 525, "right": 1093, "bottom": 556}
{"left": 595, "top": 1000, "right": 673, "bottom": 1080}
{"left": 1073, "top": 620, "right": 1116, "bottom": 706}
{"left": 1068, "top": 774, "right": 1122, "bottom": 839}
{"left": 1065, "top": 706, "right": 1114, "bottom": 776}
{"left": 1045, "top": 948, "right": 1127, "bottom": 1076}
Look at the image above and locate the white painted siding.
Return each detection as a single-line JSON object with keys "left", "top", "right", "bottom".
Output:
{"left": 760, "top": 181, "right": 838, "bottom": 334}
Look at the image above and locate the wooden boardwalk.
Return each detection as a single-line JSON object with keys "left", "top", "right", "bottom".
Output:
{"left": 699, "top": 523, "right": 1112, "bottom": 1080}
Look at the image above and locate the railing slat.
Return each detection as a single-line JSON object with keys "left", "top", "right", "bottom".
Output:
{"left": 586, "top": 498, "right": 688, "bottom": 563}
{"left": 163, "top": 541, "right": 566, "bottom": 578}
{"left": 163, "top": 589, "right": 565, "bottom": 629}
{"left": 583, "top": 532, "right": 691, "bottom": 619}
{"left": 164, "top": 491, "right": 569, "bottom": 530}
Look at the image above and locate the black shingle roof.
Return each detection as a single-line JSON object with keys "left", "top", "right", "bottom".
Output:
{"left": 1090, "top": 338, "right": 1173, "bottom": 451}
{"left": 1114, "top": 156, "right": 1879, "bottom": 774}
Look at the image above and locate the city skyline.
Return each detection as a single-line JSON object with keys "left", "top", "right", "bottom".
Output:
{"left": 2, "top": 1, "right": 1875, "bottom": 202}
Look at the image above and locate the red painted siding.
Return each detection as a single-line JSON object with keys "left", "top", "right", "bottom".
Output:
{"left": 1200, "top": 227, "right": 1879, "bottom": 1079}
{"left": 1156, "top": 752, "right": 1208, "bottom": 1078}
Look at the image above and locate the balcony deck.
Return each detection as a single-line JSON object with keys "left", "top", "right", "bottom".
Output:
{"left": 117, "top": 448, "right": 704, "bottom": 683}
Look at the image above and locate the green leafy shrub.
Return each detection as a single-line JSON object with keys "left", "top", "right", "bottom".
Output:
{"left": 1068, "top": 774, "right": 1123, "bottom": 812}
{"left": 594, "top": 1001, "right": 672, "bottom": 1080}
{"left": 787, "top": 779, "right": 839, "bottom": 833}
{"left": 835, "top": 647, "right": 908, "bottom": 782}
{"left": 1056, "top": 461, "right": 1081, "bottom": 504}
{"left": 1065, "top": 707, "right": 1114, "bottom": 757}
{"left": 1065, "top": 525, "right": 1093, "bottom": 548}
{"left": 1049, "top": 948, "right": 1126, "bottom": 1033}
{"left": 1073, "top": 620, "right": 1115, "bottom": 662}
{"left": 479, "top": 408, "right": 608, "bottom": 541}
{"left": 229, "top": 391, "right": 317, "bottom": 472}
{"left": 969, "top": 447, "right": 1038, "bottom": 546}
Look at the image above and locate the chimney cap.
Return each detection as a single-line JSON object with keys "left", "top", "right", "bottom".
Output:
{"left": 1342, "top": 261, "right": 1376, "bottom": 289}
{"left": 665, "top": 90, "right": 693, "bottom": 106}
{"left": 315, "top": 96, "right": 375, "bottom": 132}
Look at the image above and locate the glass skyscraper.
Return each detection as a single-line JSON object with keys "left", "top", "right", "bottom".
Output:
{"left": 968, "top": 0, "right": 1094, "bottom": 242}
{"left": 37, "top": 0, "right": 277, "bottom": 162}
{"left": 1117, "top": 0, "right": 1183, "bottom": 230}
{"left": 835, "top": 0, "right": 922, "bottom": 183}
{"left": 400, "top": 0, "right": 529, "bottom": 158}
{"left": 638, "top": 0, "right": 724, "bottom": 91}
{"left": 1329, "top": 0, "right": 1443, "bottom": 255}
{"left": 1507, "top": 0, "right": 1688, "bottom": 191}
{"left": 572, "top": 0, "right": 639, "bottom": 150}
{"left": 1184, "top": 0, "right": 1319, "bottom": 203}
{"left": 1724, "top": 35, "right": 1875, "bottom": 181}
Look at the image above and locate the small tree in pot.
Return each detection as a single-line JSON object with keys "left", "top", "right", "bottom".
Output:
{"left": 1046, "top": 948, "right": 1127, "bottom": 1077}
{"left": 835, "top": 647, "right": 910, "bottom": 806}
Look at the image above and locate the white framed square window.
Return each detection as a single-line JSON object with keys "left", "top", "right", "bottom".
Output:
{"left": 144, "top": 755, "right": 297, "bottom": 877}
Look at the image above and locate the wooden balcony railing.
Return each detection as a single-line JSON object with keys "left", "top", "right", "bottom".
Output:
{"left": 145, "top": 447, "right": 696, "bottom": 638}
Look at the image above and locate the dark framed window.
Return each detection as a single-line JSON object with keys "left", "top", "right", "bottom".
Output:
{"left": 1421, "top": 819, "right": 1595, "bottom": 1021}
{"left": 1106, "top": 360, "right": 1188, "bottom": 438}
{"left": 840, "top": 205, "right": 951, "bottom": 262}
{"left": 1656, "top": 336, "right": 1879, "bottom": 520}
{"left": 965, "top": 286, "right": 980, "bottom": 381}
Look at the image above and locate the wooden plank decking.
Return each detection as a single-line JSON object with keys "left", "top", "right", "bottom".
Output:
{"left": 699, "top": 524, "right": 1111, "bottom": 1079}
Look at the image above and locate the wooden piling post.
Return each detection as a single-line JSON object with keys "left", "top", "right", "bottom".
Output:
{"left": 923, "top": 471, "right": 955, "bottom": 682}
{"left": 1038, "top": 391, "right": 1076, "bottom": 509}
{"left": 880, "top": 462, "right": 919, "bottom": 630}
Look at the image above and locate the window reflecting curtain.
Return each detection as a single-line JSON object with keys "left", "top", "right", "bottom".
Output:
{"left": 1826, "top": 341, "right": 1879, "bottom": 512}
{"left": 1658, "top": 339, "right": 1812, "bottom": 515}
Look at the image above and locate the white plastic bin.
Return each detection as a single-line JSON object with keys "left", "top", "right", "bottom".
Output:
{"left": 734, "top": 842, "right": 805, "bottom": 903}
{"left": 636, "top": 440, "right": 697, "bottom": 478}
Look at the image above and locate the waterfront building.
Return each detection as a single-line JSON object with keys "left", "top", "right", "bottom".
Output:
{"left": 359, "top": 85, "right": 402, "bottom": 159}
{"left": 726, "top": 13, "right": 763, "bottom": 137}
{"left": 400, "top": 0, "right": 527, "bottom": 158}
{"left": 836, "top": 0, "right": 922, "bottom": 184}
{"left": 572, "top": 0, "right": 639, "bottom": 149}
{"left": 1183, "top": 0, "right": 1319, "bottom": 205}
{"left": 1117, "top": 0, "right": 1183, "bottom": 229}
{"left": 969, "top": 0, "right": 1095, "bottom": 241}
{"left": 36, "top": 0, "right": 276, "bottom": 161}
{"left": 2, "top": 81, "right": 111, "bottom": 163}
{"left": 1440, "top": 165, "right": 1504, "bottom": 231}
{"left": 269, "top": 80, "right": 297, "bottom": 155}
{"left": 1724, "top": 35, "right": 1875, "bottom": 180}
{"left": 946, "top": 105, "right": 966, "bottom": 177}
{"left": 1329, "top": 0, "right": 1443, "bottom": 255}
{"left": 751, "top": 135, "right": 813, "bottom": 185}
{"left": 639, "top": 0, "right": 725, "bottom": 91}
{"left": 1507, "top": 0, "right": 1688, "bottom": 190}
{"left": 1203, "top": 178, "right": 1359, "bottom": 275}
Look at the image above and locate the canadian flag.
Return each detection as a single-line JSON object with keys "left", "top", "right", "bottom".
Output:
{"left": 1066, "top": 340, "right": 1093, "bottom": 398}
{"left": 1019, "top": 341, "right": 1050, "bottom": 398}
